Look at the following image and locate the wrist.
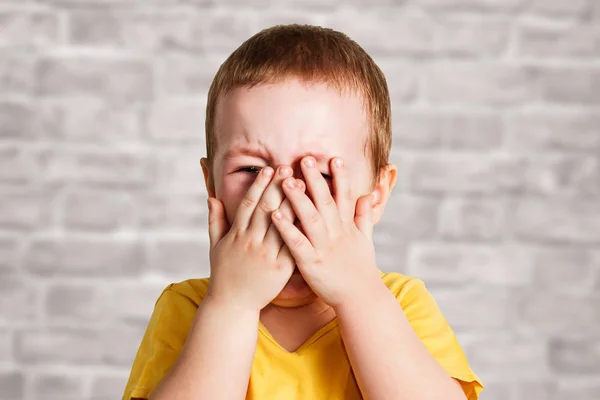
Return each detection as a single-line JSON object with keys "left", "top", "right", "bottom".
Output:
{"left": 332, "top": 279, "right": 390, "bottom": 317}
{"left": 202, "top": 293, "right": 261, "bottom": 322}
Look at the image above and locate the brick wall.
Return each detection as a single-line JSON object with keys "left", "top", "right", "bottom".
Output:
{"left": 0, "top": 0, "right": 599, "bottom": 399}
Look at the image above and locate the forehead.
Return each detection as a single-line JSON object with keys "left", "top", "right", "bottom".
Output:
{"left": 213, "top": 79, "right": 369, "bottom": 164}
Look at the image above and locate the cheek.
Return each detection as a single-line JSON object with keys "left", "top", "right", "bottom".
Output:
{"left": 217, "top": 174, "right": 256, "bottom": 224}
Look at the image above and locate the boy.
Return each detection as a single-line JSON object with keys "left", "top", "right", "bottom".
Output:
{"left": 123, "top": 25, "right": 483, "bottom": 400}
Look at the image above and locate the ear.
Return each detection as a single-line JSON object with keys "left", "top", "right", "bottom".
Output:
{"left": 200, "top": 157, "right": 216, "bottom": 198}
{"left": 370, "top": 163, "right": 397, "bottom": 225}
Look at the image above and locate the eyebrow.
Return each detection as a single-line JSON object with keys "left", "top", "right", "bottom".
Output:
{"left": 223, "top": 147, "right": 332, "bottom": 164}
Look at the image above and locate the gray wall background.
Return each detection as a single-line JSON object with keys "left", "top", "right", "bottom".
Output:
{"left": 1, "top": 0, "right": 599, "bottom": 399}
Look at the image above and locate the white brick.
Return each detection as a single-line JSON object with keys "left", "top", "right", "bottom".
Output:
{"left": 0, "top": 53, "right": 35, "bottom": 95}
{"left": 107, "top": 283, "right": 165, "bottom": 321}
{"left": 36, "top": 56, "right": 153, "bottom": 101}
{"left": 393, "top": 111, "right": 503, "bottom": 150}
{"left": 0, "top": 11, "right": 59, "bottom": 48}
{"left": 37, "top": 98, "right": 142, "bottom": 142}
{"left": 432, "top": 287, "right": 515, "bottom": 330}
{"left": 61, "top": 189, "right": 134, "bottom": 231}
{"left": 25, "top": 238, "right": 143, "bottom": 277}
{"left": 31, "top": 373, "right": 86, "bottom": 400}
{"left": 407, "top": 153, "right": 527, "bottom": 194}
{"left": 0, "top": 191, "right": 49, "bottom": 229}
{"left": 137, "top": 193, "right": 208, "bottom": 230}
{"left": 0, "top": 371, "right": 24, "bottom": 400}
{"left": 532, "top": 247, "right": 597, "bottom": 289}
{"left": 438, "top": 197, "right": 506, "bottom": 240}
{"left": 69, "top": 9, "right": 203, "bottom": 52}
{"left": 376, "top": 61, "right": 419, "bottom": 103}
{"left": 147, "top": 99, "right": 206, "bottom": 143}
{"left": 45, "top": 284, "right": 107, "bottom": 321}
{"left": 527, "top": 0, "right": 589, "bottom": 18}
{"left": 0, "top": 237, "right": 20, "bottom": 273}
{"left": 155, "top": 53, "right": 221, "bottom": 97}
{"left": 0, "top": 329, "right": 11, "bottom": 362}
{"left": 42, "top": 149, "right": 156, "bottom": 188}
{"left": 517, "top": 292, "right": 599, "bottom": 334}
{"left": 550, "top": 337, "right": 600, "bottom": 374}
{"left": 147, "top": 238, "right": 210, "bottom": 277}
{"left": 16, "top": 324, "right": 144, "bottom": 366}
{"left": 418, "top": 0, "right": 524, "bottom": 11}
{"left": 537, "top": 67, "right": 600, "bottom": 105}
{"left": 518, "top": 23, "right": 600, "bottom": 58}
{"left": 465, "top": 334, "right": 550, "bottom": 380}
{"left": 524, "top": 155, "right": 600, "bottom": 196}
{"left": 324, "top": 9, "right": 435, "bottom": 55}
{"left": 90, "top": 374, "right": 130, "bottom": 400}
{"left": 435, "top": 16, "right": 509, "bottom": 56}
{"left": 0, "top": 101, "right": 35, "bottom": 138}
{"left": 0, "top": 146, "right": 40, "bottom": 185}
{"left": 408, "top": 244, "right": 533, "bottom": 286}
{"left": 156, "top": 146, "right": 207, "bottom": 194}
{"left": 199, "top": 11, "right": 258, "bottom": 53}
{"left": 424, "top": 62, "right": 537, "bottom": 105}
{"left": 511, "top": 197, "right": 600, "bottom": 244}
{"left": 505, "top": 111, "right": 600, "bottom": 151}
{"left": 0, "top": 275, "right": 38, "bottom": 322}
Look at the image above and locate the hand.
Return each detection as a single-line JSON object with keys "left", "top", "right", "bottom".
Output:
{"left": 206, "top": 165, "right": 306, "bottom": 312}
{"left": 271, "top": 156, "right": 382, "bottom": 308}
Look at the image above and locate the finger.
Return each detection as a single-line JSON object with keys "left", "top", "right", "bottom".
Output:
{"left": 249, "top": 165, "right": 292, "bottom": 235}
{"left": 301, "top": 156, "right": 340, "bottom": 231}
{"left": 263, "top": 180, "right": 305, "bottom": 248}
{"left": 275, "top": 245, "right": 295, "bottom": 274}
{"left": 232, "top": 166, "right": 274, "bottom": 231}
{"left": 354, "top": 193, "right": 374, "bottom": 240}
{"left": 207, "top": 197, "right": 229, "bottom": 248}
{"left": 272, "top": 208, "right": 316, "bottom": 265}
{"left": 282, "top": 176, "right": 328, "bottom": 246}
{"left": 331, "top": 157, "right": 354, "bottom": 223}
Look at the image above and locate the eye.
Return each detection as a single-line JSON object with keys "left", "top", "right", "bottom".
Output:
{"left": 237, "top": 166, "right": 262, "bottom": 174}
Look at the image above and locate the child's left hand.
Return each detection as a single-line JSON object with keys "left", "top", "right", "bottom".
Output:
{"left": 271, "top": 156, "right": 384, "bottom": 308}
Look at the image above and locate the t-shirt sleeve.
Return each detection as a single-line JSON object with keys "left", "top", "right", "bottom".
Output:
{"left": 122, "top": 284, "right": 199, "bottom": 400}
{"left": 399, "top": 279, "right": 484, "bottom": 400}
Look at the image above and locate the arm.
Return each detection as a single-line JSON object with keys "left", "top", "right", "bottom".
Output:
{"left": 149, "top": 166, "right": 300, "bottom": 399}
{"left": 271, "top": 157, "right": 470, "bottom": 400}
{"left": 149, "top": 297, "right": 259, "bottom": 400}
{"left": 334, "top": 282, "right": 467, "bottom": 400}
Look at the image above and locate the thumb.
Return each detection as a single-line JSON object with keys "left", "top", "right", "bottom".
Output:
{"left": 354, "top": 193, "right": 374, "bottom": 240}
{"left": 207, "top": 197, "right": 228, "bottom": 248}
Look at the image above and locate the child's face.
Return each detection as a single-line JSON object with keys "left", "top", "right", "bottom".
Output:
{"left": 202, "top": 78, "right": 388, "bottom": 306}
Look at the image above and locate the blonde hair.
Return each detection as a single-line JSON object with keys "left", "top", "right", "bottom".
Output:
{"left": 205, "top": 24, "right": 392, "bottom": 182}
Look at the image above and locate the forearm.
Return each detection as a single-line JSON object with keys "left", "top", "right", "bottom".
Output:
{"left": 334, "top": 284, "right": 466, "bottom": 400}
{"left": 149, "top": 296, "right": 259, "bottom": 400}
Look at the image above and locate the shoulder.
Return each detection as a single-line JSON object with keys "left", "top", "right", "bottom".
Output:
{"left": 379, "top": 271, "right": 427, "bottom": 303}
{"left": 160, "top": 277, "right": 211, "bottom": 307}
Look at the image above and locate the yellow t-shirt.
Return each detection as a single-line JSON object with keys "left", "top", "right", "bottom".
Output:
{"left": 122, "top": 272, "right": 483, "bottom": 400}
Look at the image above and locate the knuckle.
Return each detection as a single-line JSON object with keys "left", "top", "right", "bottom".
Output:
{"left": 322, "top": 195, "right": 335, "bottom": 207}
{"left": 241, "top": 196, "right": 256, "bottom": 209}
{"left": 309, "top": 212, "right": 321, "bottom": 225}
{"left": 292, "top": 235, "right": 305, "bottom": 248}
{"left": 258, "top": 198, "right": 277, "bottom": 213}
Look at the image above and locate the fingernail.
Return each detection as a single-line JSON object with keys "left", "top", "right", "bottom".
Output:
{"left": 279, "top": 166, "right": 291, "bottom": 177}
{"left": 263, "top": 167, "right": 274, "bottom": 177}
{"left": 285, "top": 177, "right": 296, "bottom": 189}
{"left": 334, "top": 158, "right": 343, "bottom": 168}
{"left": 303, "top": 157, "right": 315, "bottom": 168}
{"left": 273, "top": 210, "right": 283, "bottom": 220}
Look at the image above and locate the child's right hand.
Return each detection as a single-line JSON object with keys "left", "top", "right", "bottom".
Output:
{"left": 205, "top": 166, "right": 303, "bottom": 312}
